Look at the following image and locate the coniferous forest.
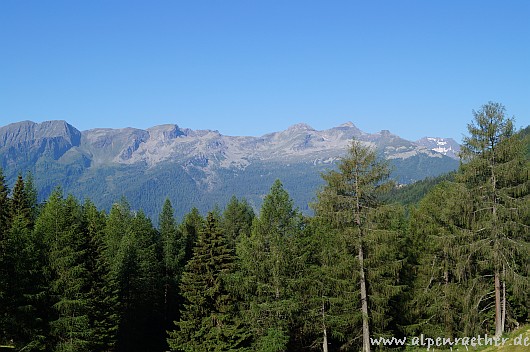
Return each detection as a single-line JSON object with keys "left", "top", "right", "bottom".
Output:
{"left": 1, "top": 102, "right": 529, "bottom": 351}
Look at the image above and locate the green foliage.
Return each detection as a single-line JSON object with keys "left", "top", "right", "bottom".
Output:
{"left": 384, "top": 171, "right": 456, "bottom": 206}
{"left": 105, "top": 200, "right": 165, "bottom": 352}
{"left": 236, "top": 180, "right": 307, "bottom": 351}
{"left": 405, "top": 181, "right": 473, "bottom": 337}
{"left": 168, "top": 212, "right": 249, "bottom": 351}
{"left": 0, "top": 107, "right": 527, "bottom": 352}
{"left": 83, "top": 200, "right": 119, "bottom": 351}
{"left": 35, "top": 191, "right": 93, "bottom": 351}
{"left": 312, "top": 139, "right": 404, "bottom": 351}
{"left": 0, "top": 174, "right": 47, "bottom": 350}
{"left": 458, "top": 102, "right": 529, "bottom": 336}
{"left": 222, "top": 196, "right": 255, "bottom": 249}
{"left": 159, "top": 199, "right": 186, "bottom": 336}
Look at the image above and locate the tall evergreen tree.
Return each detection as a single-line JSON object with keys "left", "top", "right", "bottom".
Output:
{"left": 167, "top": 212, "right": 249, "bottom": 351}
{"left": 83, "top": 200, "right": 119, "bottom": 351}
{"left": 236, "top": 180, "right": 304, "bottom": 351}
{"left": 35, "top": 191, "right": 93, "bottom": 351}
{"left": 11, "top": 174, "right": 30, "bottom": 220}
{"left": 222, "top": 196, "right": 255, "bottom": 249}
{"left": 458, "top": 102, "right": 530, "bottom": 337}
{"left": 312, "top": 139, "right": 402, "bottom": 352}
{"left": 179, "top": 207, "right": 203, "bottom": 265}
{"left": 0, "top": 168, "right": 10, "bottom": 345}
{"left": 406, "top": 181, "right": 473, "bottom": 337}
{"left": 0, "top": 173, "right": 46, "bottom": 350}
{"left": 159, "top": 199, "right": 186, "bottom": 339}
{"left": 105, "top": 200, "right": 164, "bottom": 352}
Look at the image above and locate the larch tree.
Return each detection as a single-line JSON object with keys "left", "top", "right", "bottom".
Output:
{"left": 458, "top": 102, "right": 530, "bottom": 337}
{"left": 312, "top": 139, "right": 402, "bottom": 352}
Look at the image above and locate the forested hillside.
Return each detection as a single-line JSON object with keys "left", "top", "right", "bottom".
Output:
{"left": 0, "top": 102, "right": 529, "bottom": 351}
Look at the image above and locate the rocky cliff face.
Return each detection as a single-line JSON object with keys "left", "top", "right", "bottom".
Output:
{"left": 0, "top": 120, "right": 82, "bottom": 168}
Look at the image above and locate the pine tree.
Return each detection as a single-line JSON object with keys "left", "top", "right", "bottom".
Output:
{"left": 312, "top": 139, "right": 402, "bottom": 352}
{"left": 458, "top": 102, "right": 530, "bottom": 337}
{"left": 167, "top": 212, "right": 250, "bottom": 351}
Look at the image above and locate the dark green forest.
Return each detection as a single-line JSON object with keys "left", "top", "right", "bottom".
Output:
{"left": 1, "top": 102, "right": 529, "bottom": 351}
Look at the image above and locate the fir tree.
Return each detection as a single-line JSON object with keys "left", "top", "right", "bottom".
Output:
{"left": 167, "top": 212, "right": 249, "bottom": 351}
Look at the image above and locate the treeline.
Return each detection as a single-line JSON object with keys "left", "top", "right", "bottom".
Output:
{"left": 0, "top": 102, "right": 529, "bottom": 351}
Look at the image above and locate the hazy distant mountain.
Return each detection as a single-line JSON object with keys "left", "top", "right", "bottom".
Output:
{"left": 0, "top": 120, "right": 459, "bottom": 218}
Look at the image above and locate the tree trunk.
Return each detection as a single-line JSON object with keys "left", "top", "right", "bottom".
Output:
{"left": 322, "top": 299, "right": 329, "bottom": 352}
{"left": 501, "top": 265, "right": 506, "bottom": 334}
{"left": 359, "top": 243, "right": 370, "bottom": 352}
{"left": 494, "top": 270, "right": 502, "bottom": 338}
{"left": 322, "top": 327, "right": 328, "bottom": 352}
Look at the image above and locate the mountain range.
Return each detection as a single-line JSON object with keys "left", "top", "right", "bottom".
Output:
{"left": 0, "top": 120, "right": 460, "bottom": 219}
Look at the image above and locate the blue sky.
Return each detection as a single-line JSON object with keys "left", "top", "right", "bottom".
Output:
{"left": 1, "top": 1, "right": 528, "bottom": 142}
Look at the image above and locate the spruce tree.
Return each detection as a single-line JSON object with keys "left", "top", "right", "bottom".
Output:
{"left": 222, "top": 196, "right": 255, "bottom": 249}
{"left": 179, "top": 207, "right": 203, "bottom": 265}
{"left": 105, "top": 199, "right": 164, "bottom": 351}
{"left": 236, "top": 180, "right": 304, "bottom": 351}
{"left": 83, "top": 200, "right": 119, "bottom": 351}
{"left": 312, "top": 139, "right": 402, "bottom": 352}
{"left": 159, "top": 199, "right": 186, "bottom": 338}
{"left": 167, "top": 212, "right": 249, "bottom": 351}
{"left": 35, "top": 191, "right": 93, "bottom": 351}
{"left": 406, "top": 181, "right": 473, "bottom": 337}
{"left": 0, "top": 168, "right": 10, "bottom": 345}
{"left": 0, "top": 173, "right": 46, "bottom": 349}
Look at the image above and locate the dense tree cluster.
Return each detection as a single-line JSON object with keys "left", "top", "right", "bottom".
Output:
{"left": 0, "top": 102, "right": 529, "bottom": 351}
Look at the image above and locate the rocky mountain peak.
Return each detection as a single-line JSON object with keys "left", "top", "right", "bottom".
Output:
{"left": 287, "top": 123, "right": 314, "bottom": 132}
{"left": 415, "top": 137, "right": 460, "bottom": 159}
{"left": 0, "top": 120, "right": 81, "bottom": 146}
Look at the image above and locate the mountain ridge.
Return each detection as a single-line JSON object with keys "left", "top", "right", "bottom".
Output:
{"left": 0, "top": 119, "right": 460, "bottom": 218}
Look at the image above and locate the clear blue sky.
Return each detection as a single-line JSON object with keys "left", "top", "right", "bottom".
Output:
{"left": 1, "top": 1, "right": 529, "bottom": 142}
